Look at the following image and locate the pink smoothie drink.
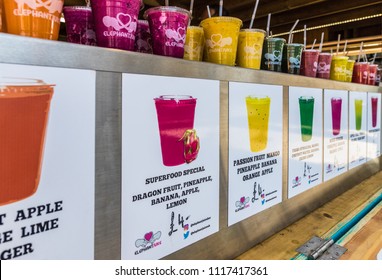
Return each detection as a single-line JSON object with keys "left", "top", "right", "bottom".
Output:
{"left": 371, "top": 97, "right": 378, "bottom": 128}
{"left": 331, "top": 97, "right": 342, "bottom": 136}
{"left": 368, "top": 64, "right": 378, "bottom": 85}
{"left": 352, "top": 62, "right": 369, "bottom": 84}
{"left": 63, "top": 6, "right": 97, "bottom": 46}
{"left": 144, "top": 6, "right": 190, "bottom": 58}
{"left": 91, "top": 0, "right": 141, "bottom": 51}
{"left": 316, "top": 53, "right": 332, "bottom": 79}
{"left": 134, "top": 19, "right": 153, "bottom": 53}
{"left": 154, "top": 95, "right": 197, "bottom": 166}
{"left": 300, "top": 49, "right": 320, "bottom": 77}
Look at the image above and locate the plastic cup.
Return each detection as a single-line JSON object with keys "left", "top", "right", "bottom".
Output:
{"left": 134, "top": 19, "right": 153, "bottom": 53}
{"left": 345, "top": 59, "right": 355, "bottom": 82}
{"left": 371, "top": 97, "right": 378, "bottom": 127}
{"left": 352, "top": 62, "right": 369, "bottom": 84}
{"left": 237, "top": 29, "right": 266, "bottom": 69}
{"left": 316, "top": 53, "right": 332, "bottom": 79}
{"left": 331, "top": 97, "right": 342, "bottom": 136}
{"left": 0, "top": 78, "right": 54, "bottom": 206}
{"left": 261, "top": 37, "right": 286, "bottom": 72}
{"left": 91, "top": 0, "right": 141, "bottom": 51}
{"left": 63, "top": 6, "right": 97, "bottom": 46}
{"left": 3, "top": 0, "right": 63, "bottom": 40}
{"left": 282, "top": 43, "right": 304, "bottom": 74}
{"left": 299, "top": 96, "right": 314, "bottom": 142}
{"left": 200, "top": 16, "right": 242, "bottom": 66}
{"left": 368, "top": 64, "right": 378, "bottom": 85}
{"left": 376, "top": 68, "right": 381, "bottom": 86}
{"left": 330, "top": 55, "right": 349, "bottom": 81}
{"left": 300, "top": 49, "right": 320, "bottom": 77}
{"left": 183, "top": 26, "right": 204, "bottom": 61}
{"left": 355, "top": 99, "right": 362, "bottom": 130}
{"left": 246, "top": 96, "right": 271, "bottom": 152}
{"left": 154, "top": 95, "right": 197, "bottom": 166}
{"left": 144, "top": 6, "right": 190, "bottom": 58}
{"left": 0, "top": 0, "right": 6, "bottom": 32}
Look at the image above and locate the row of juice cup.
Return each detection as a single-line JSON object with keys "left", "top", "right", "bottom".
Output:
{"left": 0, "top": 1, "right": 380, "bottom": 86}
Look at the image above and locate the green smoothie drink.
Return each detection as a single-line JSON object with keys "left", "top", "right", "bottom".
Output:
{"left": 299, "top": 96, "right": 314, "bottom": 142}
{"left": 355, "top": 99, "right": 363, "bottom": 131}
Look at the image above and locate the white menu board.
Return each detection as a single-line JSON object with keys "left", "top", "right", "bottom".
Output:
{"left": 367, "top": 93, "right": 381, "bottom": 160}
{"left": 288, "top": 87, "right": 323, "bottom": 198}
{"left": 228, "top": 82, "right": 283, "bottom": 226}
{"left": 122, "top": 74, "right": 220, "bottom": 260}
{"left": 349, "top": 91, "right": 367, "bottom": 169}
{"left": 0, "top": 63, "right": 95, "bottom": 260}
{"left": 323, "top": 90, "right": 349, "bottom": 182}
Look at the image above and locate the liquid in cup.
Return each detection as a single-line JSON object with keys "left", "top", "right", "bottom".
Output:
{"left": 245, "top": 96, "right": 271, "bottom": 152}
{"left": 316, "top": 53, "right": 332, "bottom": 79}
{"left": 355, "top": 99, "right": 363, "bottom": 131}
{"left": 352, "top": 62, "right": 369, "bottom": 84}
{"left": 183, "top": 26, "right": 204, "bottom": 61}
{"left": 154, "top": 95, "right": 198, "bottom": 166}
{"left": 91, "top": 0, "right": 141, "bottom": 51}
{"left": 0, "top": 79, "right": 54, "bottom": 206}
{"left": 200, "top": 16, "right": 242, "bottom": 66}
{"left": 145, "top": 6, "right": 190, "bottom": 58}
{"left": 345, "top": 60, "right": 355, "bottom": 82}
{"left": 237, "top": 29, "right": 266, "bottom": 69}
{"left": 300, "top": 49, "right": 320, "bottom": 77}
{"left": 63, "top": 6, "right": 97, "bottom": 46}
{"left": 331, "top": 97, "right": 342, "bottom": 136}
{"left": 4, "top": 0, "right": 63, "bottom": 40}
{"left": 134, "top": 19, "right": 153, "bottom": 53}
{"left": 299, "top": 96, "right": 314, "bottom": 142}
{"left": 368, "top": 64, "right": 378, "bottom": 85}
{"left": 261, "top": 37, "right": 286, "bottom": 72}
{"left": 371, "top": 97, "right": 378, "bottom": 128}
{"left": 330, "top": 55, "right": 349, "bottom": 81}
{"left": 282, "top": 43, "right": 304, "bottom": 74}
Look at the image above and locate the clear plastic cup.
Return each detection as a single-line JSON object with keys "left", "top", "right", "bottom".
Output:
{"left": 282, "top": 43, "right": 304, "bottom": 74}
{"left": 330, "top": 55, "right": 349, "bottom": 81}
{"left": 261, "top": 37, "right": 286, "bottom": 72}
{"left": 134, "top": 19, "right": 153, "bottom": 54}
{"left": 316, "top": 53, "right": 332, "bottom": 79}
{"left": 237, "top": 29, "right": 266, "bottom": 69}
{"left": 352, "top": 62, "right": 369, "bottom": 84}
{"left": 345, "top": 59, "right": 355, "bottom": 82}
{"left": 183, "top": 26, "right": 205, "bottom": 61}
{"left": 300, "top": 49, "right": 320, "bottom": 77}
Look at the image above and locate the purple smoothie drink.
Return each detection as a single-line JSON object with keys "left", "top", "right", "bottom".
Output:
{"left": 331, "top": 97, "right": 342, "bottom": 136}
{"left": 91, "top": 0, "right": 141, "bottom": 51}
{"left": 316, "top": 52, "right": 332, "bottom": 79}
{"left": 368, "top": 64, "right": 378, "bottom": 85}
{"left": 371, "top": 97, "right": 378, "bottom": 128}
{"left": 300, "top": 49, "right": 320, "bottom": 77}
{"left": 352, "top": 62, "right": 369, "bottom": 84}
{"left": 144, "top": 6, "right": 190, "bottom": 58}
{"left": 134, "top": 20, "right": 153, "bottom": 53}
{"left": 63, "top": 6, "right": 97, "bottom": 46}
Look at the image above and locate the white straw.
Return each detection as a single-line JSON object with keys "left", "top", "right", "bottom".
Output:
{"left": 372, "top": 53, "right": 377, "bottom": 64}
{"left": 336, "top": 34, "right": 340, "bottom": 55}
{"left": 165, "top": 0, "right": 169, "bottom": 6}
{"left": 357, "top": 42, "right": 363, "bottom": 62}
{"left": 219, "top": 0, "right": 223, "bottom": 17}
{"left": 85, "top": 0, "right": 90, "bottom": 7}
{"left": 249, "top": 0, "right": 260, "bottom": 29}
{"left": 288, "top": 19, "right": 299, "bottom": 44}
{"left": 290, "top": 33, "right": 294, "bottom": 44}
{"left": 319, "top": 32, "right": 324, "bottom": 52}
{"left": 207, "top": 5, "right": 211, "bottom": 18}
{"left": 311, "top": 39, "right": 316, "bottom": 50}
{"left": 303, "top": 25, "right": 306, "bottom": 49}
{"left": 343, "top": 40, "right": 348, "bottom": 54}
{"left": 266, "top": 13, "right": 271, "bottom": 37}
{"left": 189, "top": 0, "right": 194, "bottom": 16}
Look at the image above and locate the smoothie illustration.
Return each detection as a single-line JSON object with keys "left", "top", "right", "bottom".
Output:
{"left": 154, "top": 95, "right": 199, "bottom": 166}
{"left": 371, "top": 97, "right": 378, "bottom": 128}
{"left": 331, "top": 97, "right": 342, "bottom": 136}
{"left": 246, "top": 96, "right": 271, "bottom": 152}
{"left": 0, "top": 78, "right": 54, "bottom": 206}
{"left": 299, "top": 96, "right": 314, "bottom": 142}
{"left": 355, "top": 99, "right": 363, "bottom": 131}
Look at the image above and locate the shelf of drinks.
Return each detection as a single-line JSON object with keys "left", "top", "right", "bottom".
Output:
{"left": 0, "top": 33, "right": 380, "bottom": 93}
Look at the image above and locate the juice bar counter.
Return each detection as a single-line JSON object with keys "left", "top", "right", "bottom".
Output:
{"left": 0, "top": 33, "right": 381, "bottom": 260}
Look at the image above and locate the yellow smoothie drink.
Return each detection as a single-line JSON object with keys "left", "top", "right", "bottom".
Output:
{"left": 237, "top": 29, "right": 266, "bottom": 69}
{"left": 330, "top": 55, "right": 349, "bottom": 82}
{"left": 200, "top": 16, "right": 242, "bottom": 66}
{"left": 184, "top": 26, "right": 205, "bottom": 61}
{"left": 246, "top": 96, "right": 271, "bottom": 152}
{"left": 345, "top": 59, "right": 355, "bottom": 82}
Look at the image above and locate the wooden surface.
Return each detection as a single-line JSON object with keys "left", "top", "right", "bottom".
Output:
{"left": 236, "top": 171, "right": 382, "bottom": 260}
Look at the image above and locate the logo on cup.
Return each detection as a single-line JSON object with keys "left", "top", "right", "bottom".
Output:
{"left": 184, "top": 42, "right": 202, "bottom": 56}
{"left": 103, "top": 13, "right": 137, "bottom": 33}
{"left": 264, "top": 50, "right": 282, "bottom": 65}
{"left": 14, "top": 0, "right": 63, "bottom": 13}
{"left": 317, "top": 62, "right": 330, "bottom": 73}
{"left": 206, "top": 34, "right": 232, "bottom": 48}
{"left": 136, "top": 38, "right": 152, "bottom": 52}
{"left": 289, "top": 56, "right": 301, "bottom": 69}
{"left": 334, "top": 65, "right": 346, "bottom": 74}
{"left": 243, "top": 43, "right": 262, "bottom": 58}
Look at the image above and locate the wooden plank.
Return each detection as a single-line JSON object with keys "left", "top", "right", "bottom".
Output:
{"left": 236, "top": 171, "right": 382, "bottom": 260}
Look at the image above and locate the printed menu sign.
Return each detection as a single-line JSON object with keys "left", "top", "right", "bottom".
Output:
{"left": 228, "top": 82, "right": 283, "bottom": 226}
{"left": 122, "top": 74, "right": 219, "bottom": 260}
{"left": 0, "top": 63, "right": 95, "bottom": 260}
{"left": 323, "top": 90, "right": 348, "bottom": 182}
{"left": 349, "top": 91, "right": 367, "bottom": 169}
{"left": 288, "top": 87, "right": 323, "bottom": 198}
{"left": 367, "top": 93, "right": 381, "bottom": 160}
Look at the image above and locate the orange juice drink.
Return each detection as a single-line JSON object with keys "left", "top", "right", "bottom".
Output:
{"left": 237, "top": 29, "right": 266, "bottom": 69}
{"left": 183, "top": 26, "right": 204, "bottom": 61}
{"left": 246, "top": 96, "right": 271, "bottom": 152}
{"left": 0, "top": 78, "right": 54, "bottom": 205}
{"left": 200, "top": 16, "right": 242, "bottom": 66}
{"left": 3, "top": 0, "right": 63, "bottom": 40}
